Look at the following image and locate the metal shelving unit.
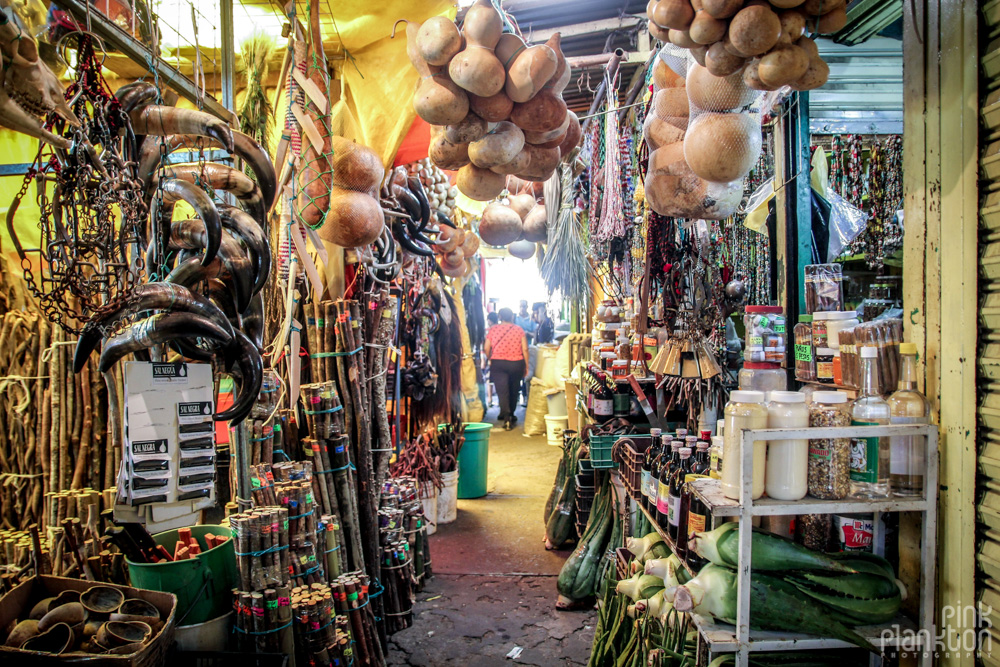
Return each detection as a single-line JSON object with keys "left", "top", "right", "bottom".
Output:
{"left": 701, "top": 423, "right": 938, "bottom": 667}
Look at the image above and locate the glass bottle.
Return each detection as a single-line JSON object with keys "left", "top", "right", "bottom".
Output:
{"left": 667, "top": 447, "right": 693, "bottom": 541}
{"left": 656, "top": 440, "right": 682, "bottom": 528}
{"left": 850, "top": 346, "right": 891, "bottom": 498}
{"left": 691, "top": 441, "right": 711, "bottom": 475}
{"left": 685, "top": 473, "right": 710, "bottom": 569}
{"left": 887, "top": 343, "right": 931, "bottom": 496}
{"left": 765, "top": 391, "right": 809, "bottom": 501}
{"left": 721, "top": 391, "right": 769, "bottom": 500}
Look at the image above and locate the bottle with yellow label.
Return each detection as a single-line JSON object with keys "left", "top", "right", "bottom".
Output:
{"left": 685, "top": 473, "right": 710, "bottom": 568}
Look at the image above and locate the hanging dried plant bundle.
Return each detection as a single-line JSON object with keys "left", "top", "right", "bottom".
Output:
{"left": 540, "top": 164, "right": 592, "bottom": 305}
{"left": 239, "top": 31, "right": 276, "bottom": 159}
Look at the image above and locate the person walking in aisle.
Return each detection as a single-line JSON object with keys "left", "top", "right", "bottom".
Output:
{"left": 515, "top": 300, "right": 537, "bottom": 344}
{"left": 533, "top": 302, "right": 554, "bottom": 344}
{"left": 483, "top": 308, "right": 529, "bottom": 431}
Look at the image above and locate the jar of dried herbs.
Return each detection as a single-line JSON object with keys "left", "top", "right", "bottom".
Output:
{"left": 807, "top": 391, "right": 852, "bottom": 499}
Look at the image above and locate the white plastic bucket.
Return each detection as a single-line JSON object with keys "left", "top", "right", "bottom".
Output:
{"left": 437, "top": 469, "right": 459, "bottom": 525}
{"left": 546, "top": 390, "right": 568, "bottom": 417}
{"left": 419, "top": 483, "right": 438, "bottom": 536}
{"left": 174, "top": 611, "right": 232, "bottom": 652}
{"left": 545, "top": 414, "right": 569, "bottom": 446}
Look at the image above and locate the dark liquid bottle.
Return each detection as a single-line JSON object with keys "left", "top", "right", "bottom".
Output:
{"left": 685, "top": 473, "right": 710, "bottom": 569}
{"left": 641, "top": 429, "right": 662, "bottom": 512}
{"left": 667, "top": 447, "right": 693, "bottom": 541}
{"left": 691, "top": 441, "right": 711, "bottom": 476}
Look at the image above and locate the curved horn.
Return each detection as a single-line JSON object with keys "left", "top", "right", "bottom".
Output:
{"left": 155, "top": 179, "right": 222, "bottom": 266}
{"left": 241, "top": 292, "right": 265, "bottom": 351}
{"left": 97, "top": 312, "right": 232, "bottom": 373}
{"left": 220, "top": 205, "right": 270, "bottom": 295}
{"left": 129, "top": 105, "right": 234, "bottom": 153}
{"left": 73, "top": 282, "right": 235, "bottom": 373}
{"left": 115, "top": 81, "right": 159, "bottom": 114}
{"left": 216, "top": 331, "right": 263, "bottom": 425}
{"left": 151, "top": 163, "right": 266, "bottom": 223}
{"left": 136, "top": 132, "right": 276, "bottom": 210}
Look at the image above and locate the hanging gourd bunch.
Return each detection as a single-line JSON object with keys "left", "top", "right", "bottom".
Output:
{"left": 403, "top": 0, "right": 582, "bottom": 204}
{"left": 646, "top": 0, "right": 837, "bottom": 92}
{"left": 477, "top": 178, "right": 547, "bottom": 262}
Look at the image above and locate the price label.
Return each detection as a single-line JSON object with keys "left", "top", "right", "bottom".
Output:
{"left": 794, "top": 344, "right": 814, "bottom": 362}
{"left": 749, "top": 336, "right": 764, "bottom": 346}
{"left": 774, "top": 324, "right": 786, "bottom": 333}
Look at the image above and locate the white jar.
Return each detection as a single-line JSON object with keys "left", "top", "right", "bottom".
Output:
{"left": 822, "top": 311, "right": 860, "bottom": 349}
{"left": 765, "top": 391, "right": 809, "bottom": 500}
{"left": 721, "top": 390, "right": 769, "bottom": 500}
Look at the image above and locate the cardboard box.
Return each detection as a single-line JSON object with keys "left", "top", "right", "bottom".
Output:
{"left": 0, "top": 576, "right": 176, "bottom": 665}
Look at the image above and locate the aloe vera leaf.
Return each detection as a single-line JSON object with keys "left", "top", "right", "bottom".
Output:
{"left": 691, "top": 523, "right": 855, "bottom": 573}
{"left": 786, "top": 575, "right": 901, "bottom": 625}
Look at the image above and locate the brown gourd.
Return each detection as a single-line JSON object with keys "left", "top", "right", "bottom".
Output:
{"left": 807, "top": 6, "right": 847, "bottom": 33}
{"left": 510, "top": 90, "right": 568, "bottom": 133}
{"left": 651, "top": 0, "right": 696, "bottom": 30}
{"left": 469, "top": 90, "right": 514, "bottom": 122}
{"left": 498, "top": 34, "right": 558, "bottom": 103}
{"left": 690, "top": 9, "right": 728, "bottom": 44}
{"left": 683, "top": 112, "right": 762, "bottom": 182}
{"left": 557, "top": 110, "right": 582, "bottom": 159}
{"left": 478, "top": 202, "right": 524, "bottom": 245}
{"left": 444, "top": 112, "right": 488, "bottom": 144}
{"left": 778, "top": 10, "right": 806, "bottom": 43}
{"left": 490, "top": 149, "right": 532, "bottom": 175}
{"left": 649, "top": 19, "right": 672, "bottom": 42}
{"left": 522, "top": 204, "right": 548, "bottom": 242}
{"left": 728, "top": 5, "right": 782, "bottom": 56}
{"left": 686, "top": 64, "right": 756, "bottom": 112}
{"left": 318, "top": 186, "right": 384, "bottom": 247}
{"left": 705, "top": 42, "right": 746, "bottom": 76}
{"left": 742, "top": 58, "right": 772, "bottom": 91}
{"left": 645, "top": 142, "right": 742, "bottom": 219}
{"left": 329, "top": 136, "right": 385, "bottom": 198}
{"left": 469, "top": 121, "right": 526, "bottom": 168}
{"left": 457, "top": 163, "right": 507, "bottom": 201}
{"left": 541, "top": 34, "right": 571, "bottom": 94}
{"left": 524, "top": 112, "right": 572, "bottom": 145}
{"left": 670, "top": 29, "right": 699, "bottom": 49}
{"left": 768, "top": 0, "right": 804, "bottom": 6}
{"left": 801, "top": 0, "right": 844, "bottom": 13}
{"left": 643, "top": 112, "right": 687, "bottom": 150}
{"left": 429, "top": 132, "right": 471, "bottom": 170}
{"left": 515, "top": 143, "right": 561, "bottom": 181}
{"left": 508, "top": 193, "right": 538, "bottom": 219}
{"left": 448, "top": 0, "right": 506, "bottom": 97}
{"left": 653, "top": 87, "right": 691, "bottom": 119}
{"left": 417, "top": 17, "right": 463, "bottom": 67}
{"left": 506, "top": 176, "right": 545, "bottom": 197}
{"left": 408, "top": 22, "right": 470, "bottom": 126}
{"left": 691, "top": 45, "right": 709, "bottom": 67}
{"left": 790, "top": 55, "right": 829, "bottom": 90}
{"left": 757, "top": 43, "right": 810, "bottom": 87}
{"left": 461, "top": 231, "right": 481, "bottom": 256}
{"left": 702, "top": 0, "right": 743, "bottom": 18}
{"left": 653, "top": 57, "right": 686, "bottom": 89}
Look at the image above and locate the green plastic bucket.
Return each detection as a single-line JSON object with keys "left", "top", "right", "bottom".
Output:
{"left": 126, "top": 524, "right": 237, "bottom": 626}
{"left": 457, "top": 422, "right": 492, "bottom": 499}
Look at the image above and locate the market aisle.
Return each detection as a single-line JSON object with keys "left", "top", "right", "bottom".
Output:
{"left": 387, "top": 405, "right": 597, "bottom": 666}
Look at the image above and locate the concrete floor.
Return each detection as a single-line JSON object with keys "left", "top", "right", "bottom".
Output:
{"left": 387, "top": 404, "right": 597, "bottom": 666}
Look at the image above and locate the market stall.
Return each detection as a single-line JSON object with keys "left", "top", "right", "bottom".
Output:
{"left": 0, "top": 0, "right": 985, "bottom": 664}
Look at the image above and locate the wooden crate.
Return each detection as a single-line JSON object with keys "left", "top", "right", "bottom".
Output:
{"left": 0, "top": 575, "right": 176, "bottom": 666}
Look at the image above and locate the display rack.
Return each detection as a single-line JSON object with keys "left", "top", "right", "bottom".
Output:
{"left": 704, "top": 423, "right": 938, "bottom": 667}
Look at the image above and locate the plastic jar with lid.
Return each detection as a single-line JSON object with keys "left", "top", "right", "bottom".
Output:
{"left": 793, "top": 315, "right": 816, "bottom": 382}
{"left": 743, "top": 306, "right": 786, "bottom": 364}
{"left": 721, "top": 390, "right": 769, "bottom": 500}
{"left": 765, "top": 391, "right": 809, "bottom": 500}
{"left": 738, "top": 362, "right": 788, "bottom": 396}
{"left": 807, "top": 391, "right": 852, "bottom": 499}
{"left": 823, "top": 311, "right": 860, "bottom": 349}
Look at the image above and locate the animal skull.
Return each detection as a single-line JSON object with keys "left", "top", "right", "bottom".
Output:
{"left": 0, "top": 14, "right": 78, "bottom": 147}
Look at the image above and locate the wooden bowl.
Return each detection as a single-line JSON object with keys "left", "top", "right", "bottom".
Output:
{"left": 21, "top": 622, "right": 74, "bottom": 654}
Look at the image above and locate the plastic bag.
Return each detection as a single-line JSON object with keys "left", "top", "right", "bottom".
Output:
{"left": 827, "top": 189, "right": 869, "bottom": 259}
{"left": 804, "top": 264, "right": 844, "bottom": 314}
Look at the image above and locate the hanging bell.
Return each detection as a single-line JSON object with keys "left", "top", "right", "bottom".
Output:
{"left": 695, "top": 340, "right": 723, "bottom": 379}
